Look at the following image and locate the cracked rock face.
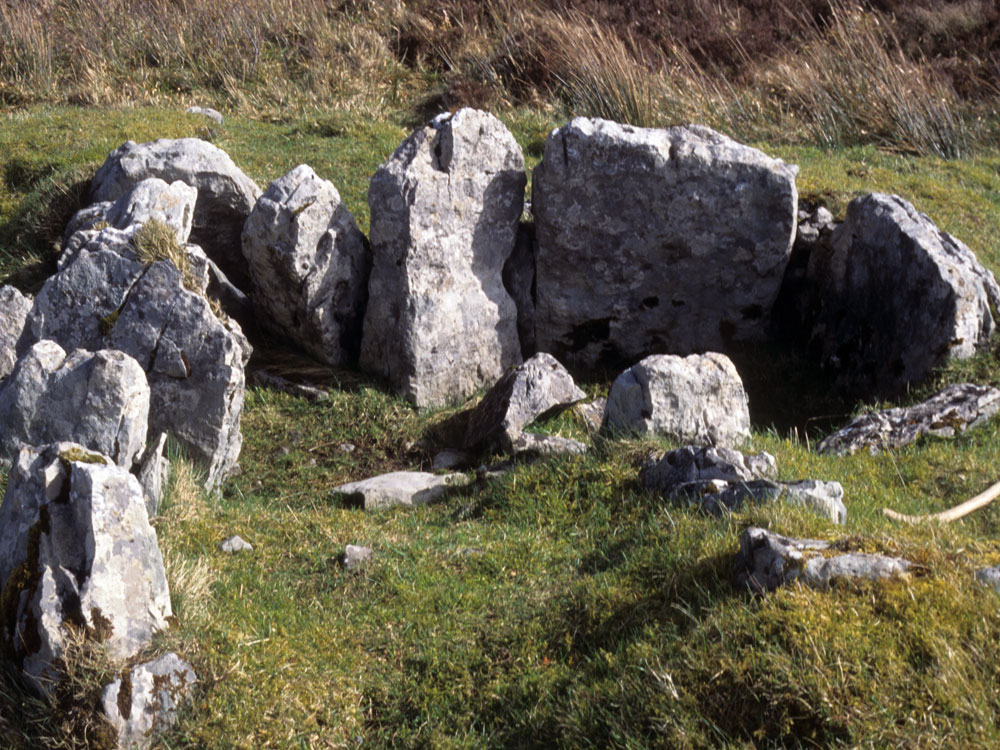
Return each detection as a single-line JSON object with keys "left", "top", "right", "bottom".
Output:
{"left": 102, "top": 652, "right": 196, "bottom": 749}
{"left": 533, "top": 119, "right": 798, "bottom": 369}
{"left": 360, "top": 108, "right": 525, "bottom": 407}
{"left": 464, "top": 352, "right": 586, "bottom": 453}
{"left": 806, "top": 193, "right": 1000, "bottom": 398}
{"left": 0, "top": 285, "right": 32, "bottom": 381}
{"left": 242, "top": 164, "right": 371, "bottom": 366}
{"left": 817, "top": 383, "right": 1000, "bottom": 456}
{"left": 0, "top": 341, "right": 150, "bottom": 468}
{"left": 602, "top": 352, "right": 751, "bottom": 447}
{"left": 733, "top": 527, "right": 912, "bottom": 594}
{"left": 19, "top": 234, "right": 250, "bottom": 490}
{"left": 0, "top": 443, "right": 171, "bottom": 695}
{"left": 90, "top": 138, "right": 261, "bottom": 292}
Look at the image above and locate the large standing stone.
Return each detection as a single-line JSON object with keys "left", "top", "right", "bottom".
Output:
{"left": 242, "top": 164, "right": 371, "bottom": 365}
{"left": 90, "top": 138, "right": 261, "bottom": 291}
{"left": 360, "top": 108, "right": 526, "bottom": 407}
{"left": 464, "top": 352, "right": 586, "bottom": 453}
{"left": 19, "top": 237, "right": 250, "bottom": 490}
{"left": 101, "top": 652, "right": 196, "bottom": 749}
{"left": 602, "top": 353, "right": 751, "bottom": 447}
{"left": 806, "top": 193, "right": 1000, "bottom": 398}
{"left": 0, "top": 443, "right": 171, "bottom": 694}
{"left": 818, "top": 383, "right": 1000, "bottom": 456}
{"left": 533, "top": 119, "right": 798, "bottom": 369}
{"left": 0, "top": 285, "right": 32, "bottom": 381}
{"left": 0, "top": 341, "right": 150, "bottom": 468}
{"left": 733, "top": 527, "right": 912, "bottom": 594}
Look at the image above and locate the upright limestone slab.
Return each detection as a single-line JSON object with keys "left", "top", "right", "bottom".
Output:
{"left": 806, "top": 193, "right": 1000, "bottom": 398}
{"left": 242, "top": 164, "right": 371, "bottom": 366}
{"left": 0, "top": 443, "right": 171, "bottom": 694}
{"left": 0, "top": 285, "right": 31, "bottom": 381}
{"left": 361, "top": 109, "right": 525, "bottom": 407}
{"left": 533, "top": 119, "right": 798, "bottom": 369}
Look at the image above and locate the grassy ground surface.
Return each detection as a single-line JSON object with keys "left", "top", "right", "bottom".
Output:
{"left": 3, "top": 105, "right": 1000, "bottom": 748}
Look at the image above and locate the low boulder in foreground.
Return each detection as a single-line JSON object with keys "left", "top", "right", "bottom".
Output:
{"left": 332, "top": 471, "right": 470, "bottom": 510}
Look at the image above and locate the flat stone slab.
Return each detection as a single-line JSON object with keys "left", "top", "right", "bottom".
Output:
{"left": 818, "top": 383, "right": 1000, "bottom": 456}
{"left": 332, "top": 471, "right": 470, "bottom": 510}
{"left": 733, "top": 527, "right": 913, "bottom": 594}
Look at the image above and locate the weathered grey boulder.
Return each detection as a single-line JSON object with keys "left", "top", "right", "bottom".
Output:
{"left": 66, "top": 177, "right": 197, "bottom": 250}
{"left": 533, "top": 118, "right": 798, "bottom": 369}
{"left": 602, "top": 353, "right": 751, "bottom": 447}
{"left": 0, "top": 443, "right": 171, "bottom": 694}
{"left": 20, "top": 240, "right": 251, "bottom": 490}
{"left": 641, "top": 446, "right": 845, "bottom": 523}
{"left": 0, "top": 285, "right": 32, "bottom": 381}
{"left": 332, "top": 471, "right": 470, "bottom": 510}
{"left": 733, "top": 527, "right": 912, "bottom": 594}
{"left": 0, "top": 341, "right": 150, "bottom": 468}
{"left": 464, "top": 352, "right": 586, "bottom": 453}
{"left": 242, "top": 164, "right": 371, "bottom": 365}
{"left": 360, "top": 108, "right": 525, "bottom": 407}
{"left": 101, "top": 652, "right": 196, "bottom": 749}
{"left": 818, "top": 383, "right": 1000, "bottom": 456}
{"left": 806, "top": 193, "right": 1000, "bottom": 398}
{"left": 186, "top": 105, "right": 223, "bottom": 124}
{"left": 90, "top": 138, "right": 261, "bottom": 291}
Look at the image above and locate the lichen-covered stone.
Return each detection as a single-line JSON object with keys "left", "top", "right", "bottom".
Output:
{"left": 0, "top": 443, "right": 171, "bottom": 694}
{"left": 533, "top": 119, "right": 798, "bottom": 369}
{"left": 360, "top": 108, "right": 525, "bottom": 407}
{"left": 0, "top": 341, "right": 150, "bottom": 468}
{"left": 602, "top": 352, "right": 751, "bottom": 447}
{"left": 101, "top": 652, "right": 196, "bottom": 749}
{"left": 806, "top": 193, "right": 1000, "bottom": 398}
{"left": 242, "top": 164, "right": 371, "bottom": 365}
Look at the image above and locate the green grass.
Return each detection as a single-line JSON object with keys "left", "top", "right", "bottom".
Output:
{"left": 4, "top": 105, "right": 1000, "bottom": 748}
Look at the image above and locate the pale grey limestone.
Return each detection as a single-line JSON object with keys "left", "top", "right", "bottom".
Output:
{"left": 242, "top": 164, "right": 371, "bottom": 365}
{"left": 602, "top": 352, "right": 751, "bottom": 447}
{"left": 533, "top": 118, "right": 798, "bottom": 369}
{"left": 339, "top": 544, "right": 373, "bottom": 570}
{"left": 332, "top": 471, "right": 470, "bottom": 510}
{"left": 0, "top": 443, "right": 171, "bottom": 694}
{"left": 464, "top": 352, "right": 586, "bottom": 453}
{"left": 101, "top": 652, "right": 196, "bottom": 749}
{"left": 0, "top": 341, "right": 150, "bottom": 468}
{"left": 360, "top": 108, "right": 525, "bottom": 407}
{"left": 806, "top": 193, "right": 1000, "bottom": 398}
{"left": 220, "top": 535, "right": 253, "bottom": 554}
{"left": 0, "top": 285, "right": 32, "bottom": 381}
{"left": 135, "top": 432, "right": 169, "bottom": 518}
{"left": 185, "top": 105, "right": 223, "bottom": 124}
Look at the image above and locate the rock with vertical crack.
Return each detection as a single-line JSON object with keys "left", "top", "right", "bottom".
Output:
{"left": 242, "top": 164, "right": 371, "bottom": 365}
{"left": 0, "top": 443, "right": 171, "bottom": 694}
{"left": 0, "top": 341, "right": 149, "bottom": 469}
{"left": 360, "top": 108, "right": 525, "bottom": 407}
{"left": 101, "top": 652, "right": 196, "bottom": 749}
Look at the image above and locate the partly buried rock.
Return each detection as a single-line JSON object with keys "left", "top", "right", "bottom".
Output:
{"left": 0, "top": 341, "right": 149, "bottom": 468}
{"left": 641, "top": 445, "right": 846, "bottom": 523}
{"left": 464, "top": 352, "right": 586, "bottom": 453}
{"left": 0, "top": 443, "right": 171, "bottom": 694}
{"left": 338, "top": 544, "right": 373, "bottom": 570}
{"left": 532, "top": 118, "right": 798, "bottom": 369}
{"left": 733, "top": 526, "right": 912, "bottom": 594}
{"left": 805, "top": 193, "right": 1000, "bottom": 398}
{"left": 242, "top": 164, "right": 371, "bottom": 366}
{"left": 0, "top": 285, "right": 32, "bottom": 381}
{"left": 574, "top": 397, "right": 607, "bottom": 434}
{"left": 185, "top": 105, "right": 223, "bottom": 124}
{"left": 975, "top": 565, "right": 1000, "bottom": 593}
{"left": 510, "top": 432, "right": 588, "bottom": 457}
{"left": 361, "top": 108, "right": 525, "bottom": 407}
{"left": 332, "top": 471, "right": 470, "bottom": 510}
{"left": 220, "top": 535, "right": 253, "bottom": 554}
{"left": 102, "top": 652, "right": 197, "bottom": 750}
{"left": 818, "top": 383, "right": 1000, "bottom": 456}
{"left": 602, "top": 352, "right": 750, "bottom": 448}
{"left": 19, "top": 234, "right": 251, "bottom": 490}
{"left": 90, "top": 138, "right": 261, "bottom": 291}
